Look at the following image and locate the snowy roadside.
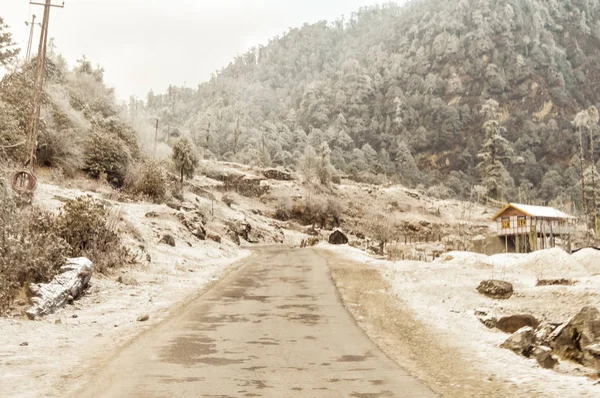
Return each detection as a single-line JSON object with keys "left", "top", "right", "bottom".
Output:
{"left": 322, "top": 243, "right": 600, "bottom": 397}
{"left": 0, "top": 182, "right": 256, "bottom": 398}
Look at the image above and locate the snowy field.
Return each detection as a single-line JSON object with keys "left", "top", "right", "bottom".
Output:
{"left": 324, "top": 243, "right": 600, "bottom": 397}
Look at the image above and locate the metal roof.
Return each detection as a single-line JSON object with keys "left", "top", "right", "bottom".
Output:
{"left": 491, "top": 203, "right": 576, "bottom": 221}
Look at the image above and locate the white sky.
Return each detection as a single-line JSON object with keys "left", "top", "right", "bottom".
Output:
{"left": 0, "top": 0, "right": 384, "bottom": 101}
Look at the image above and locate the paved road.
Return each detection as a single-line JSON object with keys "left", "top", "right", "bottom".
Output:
{"left": 76, "top": 247, "right": 434, "bottom": 397}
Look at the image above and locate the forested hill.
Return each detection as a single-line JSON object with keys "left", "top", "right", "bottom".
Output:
{"left": 143, "top": 0, "right": 600, "bottom": 205}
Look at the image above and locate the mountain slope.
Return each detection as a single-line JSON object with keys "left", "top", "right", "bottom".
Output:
{"left": 143, "top": 0, "right": 600, "bottom": 206}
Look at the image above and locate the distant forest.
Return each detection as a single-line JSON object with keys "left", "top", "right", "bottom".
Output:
{"left": 135, "top": 0, "right": 600, "bottom": 210}
{"left": 3, "top": 0, "right": 600, "bottom": 213}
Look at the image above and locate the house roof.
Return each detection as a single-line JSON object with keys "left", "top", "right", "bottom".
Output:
{"left": 491, "top": 203, "right": 576, "bottom": 221}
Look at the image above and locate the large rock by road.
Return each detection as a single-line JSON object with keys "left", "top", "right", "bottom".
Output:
{"left": 26, "top": 258, "right": 93, "bottom": 320}
{"left": 550, "top": 306, "right": 600, "bottom": 370}
{"left": 496, "top": 314, "right": 539, "bottom": 333}
{"left": 501, "top": 326, "right": 535, "bottom": 355}
{"left": 477, "top": 280, "right": 513, "bottom": 299}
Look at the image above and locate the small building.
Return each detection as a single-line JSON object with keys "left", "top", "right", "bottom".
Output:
{"left": 491, "top": 203, "right": 576, "bottom": 253}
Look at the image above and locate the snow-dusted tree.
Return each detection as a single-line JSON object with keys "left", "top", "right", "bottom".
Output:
{"left": 316, "top": 142, "right": 335, "bottom": 185}
{"left": 477, "top": 100, "right": 516, "bottom": 200}
{"left": 395, "top": 141, "right": 420, "bottom": 187}
{"left": 573, "top": 106, "right": 599, "bottom": 225}
{"left": 171, "top": 138, "right": 198, "bottom": 184}
{"left": 0, "top": 18, "right": 18, "bottom": 66}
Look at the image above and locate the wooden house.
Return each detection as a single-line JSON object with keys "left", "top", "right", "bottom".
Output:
{"left": 491, "top": 203, "right": 576, "bottom": 253}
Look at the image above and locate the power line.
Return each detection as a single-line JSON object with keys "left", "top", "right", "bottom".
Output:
{"left": 24, "top": 0, "right": 65, "bottom": 170}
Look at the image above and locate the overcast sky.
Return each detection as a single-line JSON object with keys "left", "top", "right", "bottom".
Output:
{"left": 1, "top": 0, "right": 384, "bottom": 101}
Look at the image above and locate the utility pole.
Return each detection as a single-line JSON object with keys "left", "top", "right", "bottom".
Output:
{"left": 25, "top": 14, "right": 41, "bottom": 62}
{"left": 24, "top": 1, "right": 64, "bottom": 171}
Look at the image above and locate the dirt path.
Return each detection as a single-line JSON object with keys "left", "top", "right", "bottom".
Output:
{"left": 72, "top": 247, "right": 434, "bottom": 397}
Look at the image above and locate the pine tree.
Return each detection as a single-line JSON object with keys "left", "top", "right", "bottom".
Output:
{"left": 477, "top": 100, "right": 516, "bottom": 200}
{"left": 0, "top": 18, "right": 18, "bottom": 66}
{"left": 172, "top": 138, "right": 199, "bottom": 184}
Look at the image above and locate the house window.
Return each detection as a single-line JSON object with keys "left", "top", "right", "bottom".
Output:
{"left": 502, "top": 218, "right": 510, "bottom": 229}
{"left": 518, "top": 216, "right": 527, "bottom": 228}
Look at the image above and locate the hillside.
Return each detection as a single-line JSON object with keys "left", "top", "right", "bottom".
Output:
{"left": 140, "top": 0, "right": 600, "bottom": 208}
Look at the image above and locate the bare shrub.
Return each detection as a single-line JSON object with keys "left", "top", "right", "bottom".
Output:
{"left": 132, "top": 160, "right": 168, "bottom": 202}
{"left": 0, "top": 187, "right": 69, "bottom": 312}
{"left": 291, "top": 194, "right": 343, "bottom": 228}
{"left": 367, "top": 211, "right": 397, "bottom": 253}
{"left": 274, "top": 194, "right": 293, "bottom": 221}
{"left": 57, "top": 195, "right": 133, "bottom": 273}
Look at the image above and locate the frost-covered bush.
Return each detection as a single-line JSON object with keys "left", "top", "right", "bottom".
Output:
{"left": 0, "top": 187, "right": 69, "bottom": 312}
{"left": 57, "top": 196, "right": 132, "bottom": 273}
{"left": 132, "top": 160, "right": 168, "bottom": 202}
{"left": 84, "top": 131, "right": 132, "bottom": 188}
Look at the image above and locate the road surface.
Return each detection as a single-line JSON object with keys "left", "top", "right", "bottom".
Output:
{"left": 75, "top": 247, "right": 434, "bottom": 397}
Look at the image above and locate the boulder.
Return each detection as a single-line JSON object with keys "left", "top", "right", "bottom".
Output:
{"left": 26, "top": 258, "right": 93, "bottom": 320}
{"left": 207, "top": 233, "right": 222, "bottom": 243}
{"left": 550, "top": 306, "right": 600, "bottom": 370}
{"left": 477, "top": 280, "right": 513, "bottom": 300}
{"left": 160, "top": 234, "right": 176, "bottom": 247}
{"left": 500, "top": 326, "right": 535, "bottom": 356}
{"left": 329, "top": 230, "right": 349, "bottom": 245}
{"left": 263, "top": 168, "right": 293, "bottom": 181}
{"left": 178, "top": 212, "right": 207, "bottom": 241}
{"left": 496, "top": 314, "right": 540, "bottom": 334}
{"left": 532, "top": 346, "right": 558, "bottom": 369}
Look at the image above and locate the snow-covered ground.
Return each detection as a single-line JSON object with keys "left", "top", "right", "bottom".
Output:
{"left": 0, "top": 181, "right": 262, "bottom": 397}
{"left": 323, "top": 243, "right": 600, "bottom": 396}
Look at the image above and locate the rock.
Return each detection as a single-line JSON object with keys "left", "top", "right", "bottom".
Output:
{"left": 137, "top": 314, "right": 150, "bottom": 322}
{"left": 328, "top": 230, "right": 349, "bottom": 245}
{"left": 208, "top": 234, "right": 222, "bottom": 243}
{"left": 477, "top": 280, "right": 513, "bottom": 300}
{"left": 501, "top": 326, "right": 535, "bottom": 355}
{"left": 72, "top": 314, "right": 78, "bottom": 319}
{"left": 160, "top": 234, "right": 176, "bottom": 247}
{"left": 178, "top": 212, "right": 207, "bottom": 241}
{"left": 533, "top": 346, "right": 558, "bottom": 369}
{"left": 496, "top": 315, "right": 540, "bottom": 334}
{"left": 20, "top": 342, "right": 28, "bottom": 347}
{"left": 474, "top": 308, "right": 498, "bottom": 328}
{"left": 550, "top": 307, "right": 600, "bottom": 370}
{"left": 166, "top": 201, "right": 182, "bottom": 211}
{"left": 535, "top": 323, "right": 558, "bottom": 345}
{"left": 117, "top": 275, "right": 139, "bottom": 286}
{"left": 26, "top": 258, "right": 94, "bottom": 320}
{"left": 263, "top": 168, "right": 293, "bottom": 181}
